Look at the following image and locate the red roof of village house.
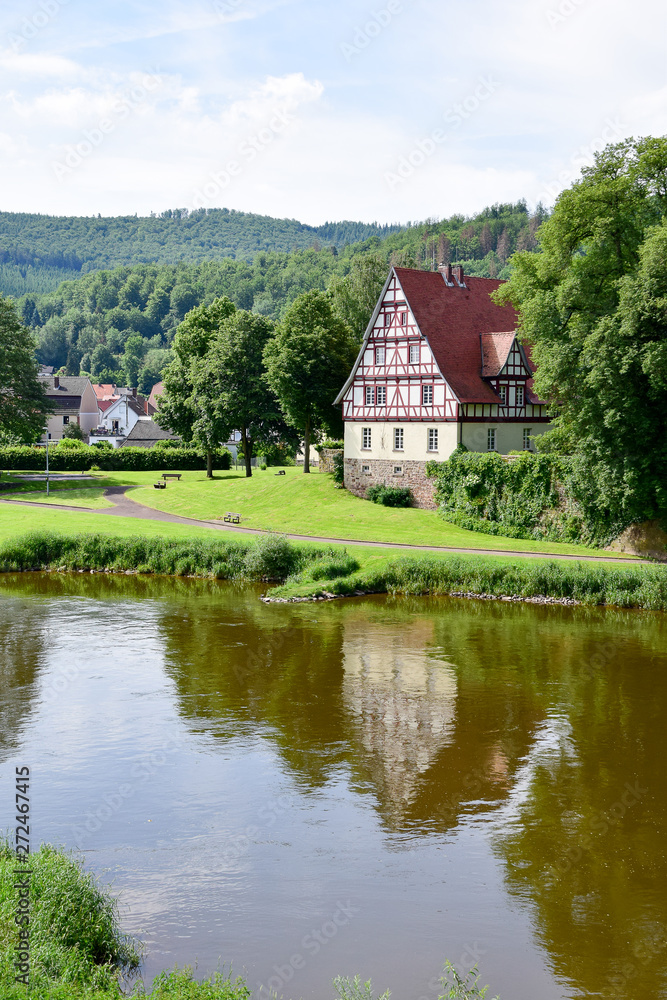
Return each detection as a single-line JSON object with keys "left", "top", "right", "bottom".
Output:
{"left": 393, "top": 268, "right": 524, "bottom": 404}
{"left": 480, "top": 332, "right": 516, "bottom": 376}
{"left": 93, "top": 383, "right": 118, "bottom": 400}
{"left": 97, "top": 399, "right": 116, "bottom": 412}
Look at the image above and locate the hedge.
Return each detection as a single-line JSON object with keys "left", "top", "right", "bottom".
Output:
{"left": 0, "top": 445, "right": 231, "bottom": 472}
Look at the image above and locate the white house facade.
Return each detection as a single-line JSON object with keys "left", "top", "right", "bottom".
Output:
{"left": 334, "top": 265, "right": 551, "bottom": 508}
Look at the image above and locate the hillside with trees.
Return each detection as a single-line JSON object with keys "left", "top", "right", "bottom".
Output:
{"left": 0, "top": 208, "right": 404, "bottom": 297}
{"left": 14, "top": 200, "right": 545, "bottom": 390}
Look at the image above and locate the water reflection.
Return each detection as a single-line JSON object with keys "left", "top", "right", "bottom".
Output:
{"left": 0, "top": 574, "right": 666, "bottom": 1000}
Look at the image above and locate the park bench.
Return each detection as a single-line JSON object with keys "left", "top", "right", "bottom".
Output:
{"left": 161, "top": 473, "right": 182, "bottom": 481}
{"left": 275, "top": 470, "right": 286, "bottom": 476}
{"left": 224, "top": 511, "right": 240, "bottom": 524}
{"left": 153, "top": 481, "right": 167, "bottom": 489}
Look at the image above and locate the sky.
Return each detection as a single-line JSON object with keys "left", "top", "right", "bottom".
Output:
{"left": 0, "top": 0, "right": 665, "bottom": 225}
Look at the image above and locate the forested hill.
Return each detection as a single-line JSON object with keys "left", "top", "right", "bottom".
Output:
{"left": 19, "top": 199, "right": 545, "bottom": 394}
{"left": 0, "top": 208, "right": 404, "bottom": 297}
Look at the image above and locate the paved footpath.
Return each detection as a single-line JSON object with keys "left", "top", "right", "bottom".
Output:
{"left": 0, "top": 485, "right": 648, "bottom": 565}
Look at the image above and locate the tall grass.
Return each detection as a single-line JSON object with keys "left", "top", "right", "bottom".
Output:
{"left": 276, "top": 553, "right": 667, "bottom": 611}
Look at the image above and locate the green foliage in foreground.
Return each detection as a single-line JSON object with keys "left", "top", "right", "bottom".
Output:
{"left": 427, "top": 450, "right": 667, "bottom": 547}
{"left": 276, "top": 551, "right": 667, "bottom": 611}
{"left": 0, "top": 531, "right": 352, "bottom": 584}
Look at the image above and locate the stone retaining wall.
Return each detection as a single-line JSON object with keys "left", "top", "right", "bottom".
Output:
{"left": 344, "top": 458, "right": 436, "bottom": 509}
{"left": 318, "top": 448, "right": 343, "bottom": 475}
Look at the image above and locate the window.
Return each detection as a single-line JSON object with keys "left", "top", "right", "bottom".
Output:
{"left": 63, "top": 415, "right": 70, "bottom": 425}
{"left": 498, "top": 385, "right": 507, "bottom": 405}
{"left": 400, "top": 311, "right": 407, "bottom": 326}
{"left": 365, "top": 386, "right": 375, "bottom": 406}
{"left": 393, "top": 466, "right": 404, "bottom": 475}
{"left": 428, "top": 428, "right": 438, "bottom": 451}
{"left": 409, "top": 343, "right": 420, "bottom": 364}
{"left": 362, "top": 464, "right": 370, "bottom": 474}
{"left": 516, "top": 385, "right": 525, "bottom": 407}
{"left": 376, "top": 385, "right": 386, "bottom": 405}
{"left": 394, "top": 427, "right": 404, "bottom": 450}
{"left": 375, "top": 346, "right": 385, "bottom": 365}
{"left": 362, "top": 427, "right": 372, "bottom": 450}
{"left": 422, "top": 384, "right": 433, "bottom": 405}
{"left": 487, "top": 428, "right": 497, "bottom": 451}
{"left": 384, "top": 312, "right": 392, "bottom": 327}
{"left": 523, "top": 428, "right": 532, "bottom": 451}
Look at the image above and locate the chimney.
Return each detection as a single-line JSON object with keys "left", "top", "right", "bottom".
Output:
{"left": 455, "top": 265, "right": 466, "bottom": 286}
{"left": 132, "top": 387, "right": 137, "bottom": 398}
{"left": 53, "top": 376, "right": 60, "bottom": 389}
{"left": 438, "top": 263, "right": 454, "bottom": 286}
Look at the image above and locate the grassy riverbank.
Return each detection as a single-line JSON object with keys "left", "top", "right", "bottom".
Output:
{"left": 1, "top": 530, "right": 665, "bottom": 610}
{"left": 2, "top": 466, "right": 632, "bottom": 559}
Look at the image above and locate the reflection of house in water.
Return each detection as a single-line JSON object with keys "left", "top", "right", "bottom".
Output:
{"left": 342, "top": 616, "right": 457, "bottom": 813}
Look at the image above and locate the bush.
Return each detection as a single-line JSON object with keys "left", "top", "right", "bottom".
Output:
{"left": 308, "top": 553, "right": 360, "bottom": 581}
{"left": 366, "top": 484, "right": 413, "bottom": 507}
{"left": 332, "top": 451, "right": 345, "bottom": 486}
{"left": 316, "top": 438, "right": 344, "bottom": 452}
{"left": 241, "top": 534, "right": 303, "bottom": 580}
{"left": 0, "top": 445, "right": 231, "bottom": 473}
{"left": 61, "top": 422, "right": 86, "bottom": 441}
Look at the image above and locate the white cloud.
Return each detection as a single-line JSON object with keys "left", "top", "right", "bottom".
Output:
{"left": 0, "top": 50, "right": 80, "bottom": 78}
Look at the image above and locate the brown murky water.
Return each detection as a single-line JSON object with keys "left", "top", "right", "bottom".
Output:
{"left": 1, "top": 573, "right": 666, "bottom": 999}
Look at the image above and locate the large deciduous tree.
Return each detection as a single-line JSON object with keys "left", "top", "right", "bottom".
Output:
{"left": 195, "top": 311, "right": 297, "bottom": 478}
{"left": 496, "top": 137, "right": 667, "bottom": 530}
{"left": 328, "top": 255, "right": 388, "bottom": 341}
{"left": 156, "top": 297, "right": 236, "bottom": 476}
{"left": 263, "top": 290, "right": 357, "bottom": 472}
{"left": 0, "top": 296, "right": 52, "bottom": 442}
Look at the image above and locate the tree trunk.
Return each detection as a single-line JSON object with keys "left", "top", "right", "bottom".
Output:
{"left": 241, "top": 425, "right": 252, "bottom": 478}
{"left": 206, "top": 450, "right": 213, "bottom": 479}
{"left": 303, "top": 418, "right": 310, "bottom": 474}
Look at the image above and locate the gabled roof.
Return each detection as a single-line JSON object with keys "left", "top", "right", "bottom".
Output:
{"left": 120, "top": 418, "right": 179, "bottom": 448}
{"left": 92, "top": 383, "right": 117, "bottom": 400}
{"left": 480, "top": 332, "right": 515, "bottom": 377}
{"left": 98, "top": 399, "right": 116, "bottom": 413}
{"left": 393, "top": 268, "right": 519, "bottom": 404}
{"left": 148, "top": 381, "right": 164, "bottom": 410}
{"left": 39, "top": 375, "right": 92, "bottom": 398}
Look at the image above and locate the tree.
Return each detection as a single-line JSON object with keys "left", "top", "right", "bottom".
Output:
{"left": 264, "top": 290, "right": 357, "bottom": 472}
{"left": 194, "top": 311, "right": 297, "bottom": 478}
{"left": 156, "top": 297, "right": 236, "bottom": 476}
{"left": 62, "top": 420, "right": 85, "bottom": 441}
{"left": 122, "top": 334, "right": 145, "bottom": 388}
{"left": 496, "top": 136, "right": 667, "bottom": 530}
{"left": 329, "top": 254, "right": 387, "bottom": 341}
{"left": 0, "top": 295, "right": 51, "bottom": 441}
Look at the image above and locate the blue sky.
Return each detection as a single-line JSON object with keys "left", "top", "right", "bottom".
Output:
{"left": 0, "top": 0, "right": 665, "bottom": 223}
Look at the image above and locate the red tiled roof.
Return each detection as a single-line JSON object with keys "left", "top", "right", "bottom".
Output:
{"left": 393, "top": 268, "right": 519, "bottom": 404}
{"left": 97, "top": 399, "right": 116, "bottom": 412}
{"left": 93, "top": 383, "right": 117, "bottom": 400}
{"left": 148, "top": 381, "right": 164, "bottom": 410}
{"left": 480, "top": 332, "right": 515, "bottom": 376}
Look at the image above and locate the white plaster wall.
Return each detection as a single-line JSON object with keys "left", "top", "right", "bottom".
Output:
{"left": 345, "top": 421, "right": 459, "bottom": 463}
{"left": 460, "top": 422, "right": 550, "bottom": 453}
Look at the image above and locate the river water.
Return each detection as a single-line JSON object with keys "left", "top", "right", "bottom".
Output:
{"left": 1, "top": 573, "right": 666, "bottom": 1000}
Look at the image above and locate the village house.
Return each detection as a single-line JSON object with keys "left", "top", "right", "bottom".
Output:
{"left": 39, "top": 375, "right": 100, "bottom": 441}
{"left": 334, "top": 265, "right": 551, "bottom": 508}
{"left": 90, "top": 384, "right": 156, "bottom": 446}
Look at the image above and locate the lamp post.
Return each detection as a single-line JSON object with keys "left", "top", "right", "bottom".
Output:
{"left": 45, "top": 434, "right": 50, "bottom": 496}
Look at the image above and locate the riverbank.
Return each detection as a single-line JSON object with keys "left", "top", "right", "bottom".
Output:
{"left": 1, "top": 530, "right": 666, "bottom": 611}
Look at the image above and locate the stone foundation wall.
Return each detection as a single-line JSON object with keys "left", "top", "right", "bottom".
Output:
{"left": 319, "top": 448, "right": 343, "bottom": 475}
{"left": 344, "top": 458, "right": 437, "bottom": 509}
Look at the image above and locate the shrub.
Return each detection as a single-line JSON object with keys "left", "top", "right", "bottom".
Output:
{"left": 308, "top": 554, "right": 360, "bottom": 581}
{"left": 61, "top": 422, "right": 86, "bottom": 441}
{"left": 332, "top": 451, "right": 345, "bottom": 487}
{"left": 316, "top": 438, "right": 344, "bottom": 452}
{"left": 366, "top": 484, "right": 413, "bottom": 507}
{"left": 241, "top": 534, "right": 303, "bottom": 580}
{"left": 0, "top": 445, "right": 231, "bottom": 473}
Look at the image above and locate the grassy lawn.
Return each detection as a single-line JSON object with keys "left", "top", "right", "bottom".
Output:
{"left": 0, "top": 473, "right": 119, "bottom": 508}
{"left": 96, "top": 466, "right": 635, "bottom": 560}
{"left": 0, "top": 503, "right": 221, "bottom": 544}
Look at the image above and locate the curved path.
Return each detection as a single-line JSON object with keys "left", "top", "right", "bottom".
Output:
{"left": 0, "top": 485, "right": 648, "bottom": 565}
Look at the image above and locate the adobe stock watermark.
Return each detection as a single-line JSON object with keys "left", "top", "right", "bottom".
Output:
{"left": 189, "top": 107, "right": 295, "bottom": 210}
{"left": 546, "top": 0, "right": 588, "bottom": 28}
{"left": 385, "top": 75, "right": 500, "bottom": 191}
{"left": 51, "top": 70, "right": 163, "bottom": 181}
{"left": 537, "top": 116, "right": 626, "bottom": 205}
{"left": 607, "top": 922, "right": 667, "bottom": 994}
{"left": 254, "top": 901, "right": 360, "bottom": 998}
{"left": 340, "top": 0, "right": 403, "bottom": 62}
{"left": 214, "top": 0, "right": 245, "bottom": 15}
{"left": 6, "top": 0, "right": 70, "bottom": 53}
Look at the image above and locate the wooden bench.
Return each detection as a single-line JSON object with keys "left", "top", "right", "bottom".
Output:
{"left": 161, "top": 473, "right": 182, "bottom": 481}
{"left": 153, "top": 481, "right": 167, "bottom": 489}
{"left": 223, "top": 511, "right": 240, "bottom": 524}
{"left": 275, "top": 470, "right": 286, "bottom": 476}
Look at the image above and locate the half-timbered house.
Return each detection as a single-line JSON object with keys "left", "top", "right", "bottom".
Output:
{"left": 334, "top": 264, "right": 551, "bottom": 507}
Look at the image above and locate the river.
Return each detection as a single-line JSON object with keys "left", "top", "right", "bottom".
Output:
{"left": 1, "top": 573, "right": 666, "bottom": 999}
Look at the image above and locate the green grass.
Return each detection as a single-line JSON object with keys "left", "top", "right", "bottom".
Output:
{"left": 1, "top": 487, "right": 115, "bottom": 509}
{"left": 96, "top": 467, "right": 635, "bottom": 559}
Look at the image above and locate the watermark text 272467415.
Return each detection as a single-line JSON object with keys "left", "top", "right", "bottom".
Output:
{"left": 14, "top": 766, "right": 32, "bottom": 986}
